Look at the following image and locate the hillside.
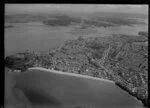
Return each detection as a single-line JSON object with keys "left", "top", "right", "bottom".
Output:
{"left": 5, "top": 13, "right": 146, "bottom": 27}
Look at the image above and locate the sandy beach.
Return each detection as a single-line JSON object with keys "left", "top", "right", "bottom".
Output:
{"left": 28, "top": 67, "right": 115, "bottom": 84}
{"left": 5, "top": 67, "right": 144, "bottom": 108}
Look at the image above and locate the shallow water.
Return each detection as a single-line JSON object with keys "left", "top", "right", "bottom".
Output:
{"left": 5, "top": 68, "right": 144, "bottom": 108}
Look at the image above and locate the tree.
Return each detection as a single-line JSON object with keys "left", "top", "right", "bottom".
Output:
{"left": 92, "top": 71, "right": 99, "bottom": 77}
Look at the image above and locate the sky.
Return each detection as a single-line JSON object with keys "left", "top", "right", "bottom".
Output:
{"left": 5, "top": 4, "right": 148, "bottom": 14}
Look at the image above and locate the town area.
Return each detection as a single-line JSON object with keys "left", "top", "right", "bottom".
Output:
{"left": 5, "top": 31, "right": 148, "bottom": 107}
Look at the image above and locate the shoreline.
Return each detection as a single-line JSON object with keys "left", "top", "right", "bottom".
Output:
{"left": 28, "top": 67, "right": 145, "bottom": 107}
{"left": 6, "top": 67, "right": 145, "bottom": 107}
{"left": 115, "top": 82, "right": 147, "bottom": 107}
{"left": 28, "top": 67, "right": 115, "bottom": 84}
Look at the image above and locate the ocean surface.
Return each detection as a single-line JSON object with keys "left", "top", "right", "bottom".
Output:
{"left": 5, "top": 68, "right": 144, "bottom": 108}
{"left": 5, "top": 21, "right": 148, "bottom": 56}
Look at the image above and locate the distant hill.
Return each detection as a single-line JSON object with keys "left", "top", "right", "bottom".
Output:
{"left": 5, "top": 12, "right": 147, "bottom": 26}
